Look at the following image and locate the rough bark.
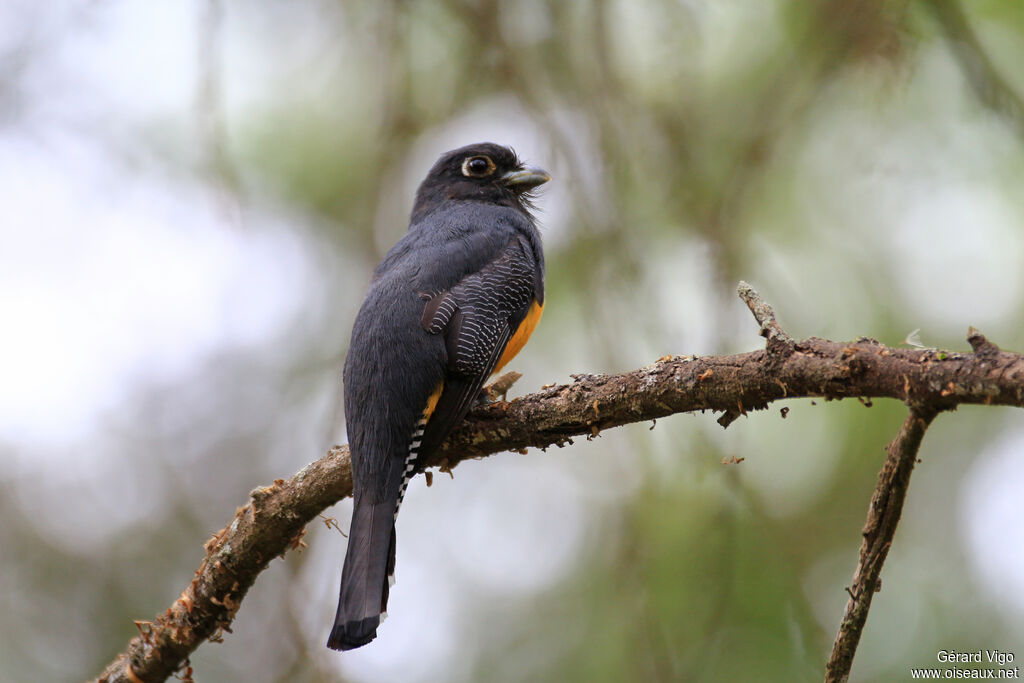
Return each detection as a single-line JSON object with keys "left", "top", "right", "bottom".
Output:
{"left": 93, "top": 284, "right": 1024, "bottom": 683}
{"left": 824, "top": 406, "right": 937, "bottom": 682}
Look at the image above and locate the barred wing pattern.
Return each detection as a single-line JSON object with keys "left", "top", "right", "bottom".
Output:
{"left": 416, "top": 235, "right": 540, "bottom": 457}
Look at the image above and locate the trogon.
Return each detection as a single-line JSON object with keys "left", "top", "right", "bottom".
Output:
{"left": 328, "top": 143, "right": 550, "bottom": 651}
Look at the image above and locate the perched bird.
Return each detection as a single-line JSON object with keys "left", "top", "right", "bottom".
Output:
{"left": 328, "top": 143, "right": 550, "bottom": 651}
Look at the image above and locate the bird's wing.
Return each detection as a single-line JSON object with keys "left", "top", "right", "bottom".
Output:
{"left": 417, "top": 235, "right": 540, "bottom": 457}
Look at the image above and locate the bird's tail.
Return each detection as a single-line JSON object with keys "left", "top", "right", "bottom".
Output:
{"left": 327, "top": 496, "right": 398, "bottom": 651}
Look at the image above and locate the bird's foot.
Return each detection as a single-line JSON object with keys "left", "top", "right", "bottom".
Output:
{"left": 478, "top": 370, "right": 523, "bottom": 406}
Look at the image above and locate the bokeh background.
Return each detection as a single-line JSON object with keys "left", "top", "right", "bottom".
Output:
{"left": 2, "top": 1, "right": 1024, "bottom": 681}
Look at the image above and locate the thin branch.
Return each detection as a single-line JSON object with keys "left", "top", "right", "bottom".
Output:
{"left": 824, "top": 405, "right": 938, "bottom": 683}
{"left": 93, "top": 285, "right": 1024, "bottom": 683}
{"left": 737, "top": 280, "right": 794, "bottom": 349}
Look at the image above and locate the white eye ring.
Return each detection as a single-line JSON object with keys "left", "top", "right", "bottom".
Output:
{"left": 462, "top": 155, "right": 496, "bottom": 177}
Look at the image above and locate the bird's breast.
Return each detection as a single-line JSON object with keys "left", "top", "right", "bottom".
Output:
{"left": 494, "top": 299, "right": 544, "bottom": 374}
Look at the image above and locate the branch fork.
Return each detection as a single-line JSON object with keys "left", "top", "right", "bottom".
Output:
{"left": 93, "top": 283, "right": 1024, "bottom": 683}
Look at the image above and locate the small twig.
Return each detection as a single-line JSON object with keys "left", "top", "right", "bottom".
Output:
{"left": 719, "top": 282, "right": 796, "bottom": 428}
{"left": 737, "top": 281, "right": 795, "bottom": 348}
{"left": 967, "top": 326, "right": 1000, "bottom": 357}
{"left": 716, "top": 411, "right": 741, "bottom": 429}
{"left": 824, "top": 406, "right": 938, "bottom": 682}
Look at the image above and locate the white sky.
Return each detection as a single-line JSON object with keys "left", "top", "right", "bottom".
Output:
{"left": 0, "top": 132, "right": 312, "bottom": 445}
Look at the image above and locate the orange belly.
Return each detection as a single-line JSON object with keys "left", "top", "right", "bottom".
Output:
{"left": 423, "top": 382, "right": 444, "bottom": 421}
{"left": 494, "top": 299, "right": 544, "bottom": 374}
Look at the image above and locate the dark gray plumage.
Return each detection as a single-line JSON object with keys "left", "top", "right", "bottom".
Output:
{"left": 328, "top": 143, "right": 549, "bottom": 651}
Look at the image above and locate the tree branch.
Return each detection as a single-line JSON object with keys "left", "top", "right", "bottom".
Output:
{"left": 738, "top": 279, "right": 794, "bottom": 348}
{"left": 824, "top": 405, "right": 938, "bottom": 683}
{"left": 93, "top": 284, "right": 1024, "bottom": 683}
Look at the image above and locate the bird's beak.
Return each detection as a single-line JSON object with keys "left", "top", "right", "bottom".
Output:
{"left": 500, "top": 166, "right": 551, "bottom": 189}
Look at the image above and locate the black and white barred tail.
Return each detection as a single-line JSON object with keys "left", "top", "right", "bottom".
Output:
{"left": 327, "top": 416, "right": 428, "bottom": 651}
{"left": 395, "top": 417, "right": 426, "bottom": 521}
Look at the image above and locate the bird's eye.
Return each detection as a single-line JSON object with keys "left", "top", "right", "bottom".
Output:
{"left": 462, "top": 155, "right": 496, "bottom": 178}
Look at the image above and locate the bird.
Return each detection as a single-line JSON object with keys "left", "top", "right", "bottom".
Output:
{"left": 328, "top": 142, "right": 550, "bottom": 651}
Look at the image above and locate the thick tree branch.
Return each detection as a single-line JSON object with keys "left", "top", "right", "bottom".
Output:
{"left": 94, "top": 285, "right": 1024, "bottom": 683}
{"left": 824, "top": 405, "right": 938, "bottom": 683}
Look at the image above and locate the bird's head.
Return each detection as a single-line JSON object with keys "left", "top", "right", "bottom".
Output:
{"left": 411, "top": 142, "right": 550, "bottom": 222}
